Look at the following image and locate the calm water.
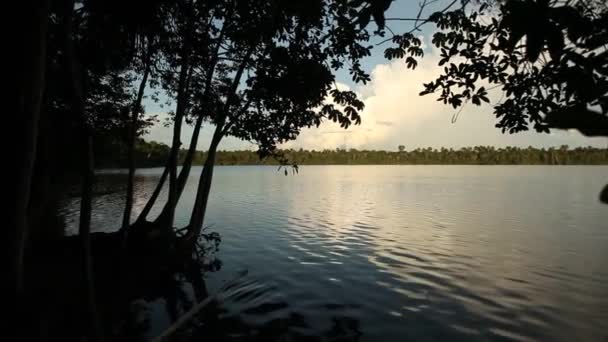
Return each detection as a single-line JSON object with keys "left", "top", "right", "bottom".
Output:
{"left": 61, "top": 166, "right": 608, "bottom": 341}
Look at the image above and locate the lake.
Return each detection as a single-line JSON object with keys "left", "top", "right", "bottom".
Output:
{"left": 60, "top": 165, "right": 608, "bottom": 341}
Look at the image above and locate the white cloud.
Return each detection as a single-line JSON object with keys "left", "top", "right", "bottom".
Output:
{"left": 146, "top": 41, "right": 606, "bottom": 151}
{"left": 282, "top": 44, "right": 606, "bottom": 151}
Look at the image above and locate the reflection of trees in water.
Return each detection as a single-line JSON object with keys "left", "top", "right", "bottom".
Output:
{"left": 126, "top": 270, "right": 366, "bottom": 342}
{"left": 24, "top": 223, "right": 221, "bottom": 341}
{"left": 182, "top": 301, "right": 363, "bottom": 342}
{"left": 27, "top": 201, "right": 508, "bottom": 342}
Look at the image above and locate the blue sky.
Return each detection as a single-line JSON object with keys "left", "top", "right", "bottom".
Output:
{"left": 144, "top": 0, "right": 607, "bottom": 151}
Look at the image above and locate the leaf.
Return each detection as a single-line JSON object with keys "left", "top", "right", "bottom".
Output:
{"left": 545, "top": 106, "right": 608, "bottom": 136}
{"left": 550, "top": 6, "right": 587, "bottom": 41}
{"left": 405, "top": 56, "right": 417, "bottom": 69}
{"left": 381, "top": 0, "right": 392, "bottom": 11}
{"left": 546, "top": 25, "right": 564, "bottom": 61}
{"left": 526, "top": 31, "right": 543, "bottom": 62}
{"left": 371, "top": 6, "right": 385, "bottom": 30}
{"left": 384, "top": 47, "right": 404, "bottom": 60}
{"left": 358, "top": 8, "right": 372, "bottom": 29}
{"left": 432, "top": 32, "right": 445, "bottom": 47}
{"left": 503, "top": 21, "right": 526, "bottom": 51}
{"left": 600, "top": 184, "right": 608, "bottom": 205}
{"left": 501, "top": 0, "right": 538, "bottom": 51}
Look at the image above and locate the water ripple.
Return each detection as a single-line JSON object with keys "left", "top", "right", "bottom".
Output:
{"left": 62, "top": 166, "right": 608, "bottom": 341}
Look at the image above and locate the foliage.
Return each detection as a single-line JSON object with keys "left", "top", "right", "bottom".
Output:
{"left": 95, "top": 138, "right": 171, "bottom": 168}
{"left": 215, "top": 145, "right": 608, "bottom": 165}
{"left": 382, "top": 0, "right": 608, "bottom": 202}
{"left": 95, "top": 140, "right": 608, "bottom": 167}
{"left": 183, "top": 0, "right": 378, "bottom": 158}
{"left": 405, "top": 0, "right": 608, "bottom": 136}
{"left": 44, "top": 0, "right": 164, "bottom": 134}
{"left": 15, "top": 0, "right": 608, "bottom": 339}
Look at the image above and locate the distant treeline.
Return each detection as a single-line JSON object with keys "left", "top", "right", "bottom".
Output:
{"left": 95, "top": 139, "right": 608, "bottom": 167}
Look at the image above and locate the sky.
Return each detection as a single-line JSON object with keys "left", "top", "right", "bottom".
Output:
{"left": 143, "top": 0, "right": 607, "bottom": 152}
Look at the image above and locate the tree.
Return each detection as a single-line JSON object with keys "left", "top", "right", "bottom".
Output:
{"left": 135, "top": 0, "right": 228, "bottom": 226}
{"left": 14, "top": 0, "right": 397, "bottom": 339}
{"left": 121, "top": 40, "right": 154, "bottom": 237}
{"left": 181, "top": 0, "right": 375, "bottom": 243}
{"left": 16, "top": 0, "right": 607, "bottom": 338}
{"left": 13, "top": 0, "right": 51, "bottom": 302}
{"left": 131, "top": 0, "right": 389, "bottom": 244}
{"left": 398, "top": 145, "right": 406, "bottom": 152}
{"left": 19, "top": 0, "right": 169, "bottom": 339}
{"left": 387, "top": 0, "right": 608, "bottom": 202}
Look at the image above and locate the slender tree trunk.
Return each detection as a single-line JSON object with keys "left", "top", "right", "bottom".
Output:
{"left": 140, "top": 25, "right": 226, "bottom": 227}
{"left": 135, "top": 115, "right": 197, "bottom": 226}
{"left": 154, "top": 114, "right": 203, "bottom": 223}
{"left": 185, "top": 126, "right": 223, "bottom": 243}
{"left": 175, "top": 114, "right": 204, "bottom": 196}
{"left": 64, "top": 2, "right": 103, "bottom": 340}
{"left": 134, "top": 159, "right": 170, "bottom": 224}
{"left": 27, "top": 113, "right": 53, "bottom": 235}
{"left": 154, "top": 53, "right": 222, "bottom": 223}
{"left": 164, "top": 1, "right": 196, "bottom": 230}
{"left": 165, "top": 49, "right": 190, "bottom": 230}
{"left": 122, "top": 57, "right": 151, "bottom": 236}
{"left": 167, "top": 124, "right": 182, "bottom": 230}
{"left": 79, "top": 134, "right": 103, "bottom": 342}
{"left": 183, "top": 46, "right": 253, "bottom": 245}
{"left": 186, "top": 260, "right": 209, "bottom": 303}
{"left": 13, "top": 0, "right": 49, "bottom": 300}
{"left": 134, "top": 159, "right": 167, "bottom": 223}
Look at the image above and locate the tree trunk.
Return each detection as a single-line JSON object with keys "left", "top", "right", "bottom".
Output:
{"left": 165, "top": 54, "right": 190, "bottom": 230}
{"left": 134, "top": 158, "right": 170, "bottom": 224}
{"left": 176, "top": 114, "right": 203, "bottom": 196}
{"left": 13, "top": 0, "right": 49, "bottom": 300}
{"left": 64, "top": 1, "right": 103, "bottom": 340}
{"left": 79, "top": 134, "right": 103, "bottom": 342}
{"left": 121, "top": 58, "right": 151, "bottom": 236}
{"left": 143, "top": 25, "right": 226, "bottom": 227}
{"left": 154, "top": 113, "right": 203, "bottom": 223}
{"left": 136, "top": 114, "right": 199, "bottom": 226}
{"left": 155, "top": 33, "right": 226, "bottom": 225}
{"left": 182, "top": 46, "right": 253, "bottom": 245}
{"left": 185, "top": 126, "right": 223, "bottom": 243}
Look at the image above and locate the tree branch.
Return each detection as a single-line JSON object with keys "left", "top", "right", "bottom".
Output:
{"left": 375, "top": 0, "right": 460, "bottom": 46}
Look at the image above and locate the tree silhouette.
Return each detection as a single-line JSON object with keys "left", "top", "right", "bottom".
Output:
{"left": 13, "top": 0, "right": 395, "bottom": 339}
{"left": 12, "top": 0, "right": 608, "bottom": 340}
{"left": 130, "top": 0, "right": 381, "bottom": 244}
{"left": 386, "top": 0, "right": 608, "bottom": 202}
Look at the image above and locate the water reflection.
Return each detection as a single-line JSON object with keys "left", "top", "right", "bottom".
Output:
{"left": 61, "top": 165, "right": 608, "bottom": 341}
